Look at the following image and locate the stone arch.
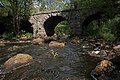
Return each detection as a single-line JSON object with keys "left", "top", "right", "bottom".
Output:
{"left": 43, "top": 16, "right": 66, "bottom": 36}
{"left": 82, "top": 12, "right": 103, "bottom": 29}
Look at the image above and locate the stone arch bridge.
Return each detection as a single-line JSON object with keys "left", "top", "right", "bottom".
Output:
{"left": 29, "top": 9, "right": 102, "bottom": 37}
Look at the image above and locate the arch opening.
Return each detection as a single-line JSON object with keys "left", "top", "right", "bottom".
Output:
{"left": 20, "top": 19, "right": 33, "bottom": 33}
{"left": 44, "top": 16, "right": 66, "bottom": 36}
{"left": 82, "top": 12, "right": 104, "bottom": 36}
{"left": 82, "top": 12, "right": 102, "bottom": 29}
{"left": 55, "top": 20, "right": 71, "bottom": 39}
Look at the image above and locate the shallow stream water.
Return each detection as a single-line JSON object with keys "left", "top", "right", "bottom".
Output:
{"left": 0, "top": 42, "right": 120, "bottom": 80}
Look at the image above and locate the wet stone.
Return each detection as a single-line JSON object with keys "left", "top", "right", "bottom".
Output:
{"left": 4, "top": 53, "right": 33, "bottom": 69}
{"left": 49, "top": 41, "right": 65, "bottom": 48}
{"left": 32, "top": 37, "right": 44, "bottom": 45}
{"left": 91, "top": 60, "right": 115, "bottom": 80}
{"left": 91, "top": 50, "right": 108, "bottom": 57}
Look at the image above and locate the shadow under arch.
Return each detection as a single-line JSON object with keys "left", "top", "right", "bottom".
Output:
{"left": 44, "top": 16, "right": 66, "bottom": 36}
{"left": 20, "top": 18, "right": 33, "bottom": 33}
{"left": 0, "top": 22, "right": 6, "bottom": 35}
{"left": 82, "top": 12, "right": 103, "bottom": 32}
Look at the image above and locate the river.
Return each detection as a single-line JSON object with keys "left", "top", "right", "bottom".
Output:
{"left": 0, "top": 42, "right": 120, "bottom": 80}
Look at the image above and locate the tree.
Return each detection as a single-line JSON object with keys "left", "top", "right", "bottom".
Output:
{"left": 68, "top": 0, "right": 120, "bottom": 41}
{"left": 69, "top": 0, "right": 119, "bottom": 16}
{"left": 32, "top": 0, "right": 71, "bottom": 11}
{"left": 0, "top": 0, "right": 33, "bottom": 36}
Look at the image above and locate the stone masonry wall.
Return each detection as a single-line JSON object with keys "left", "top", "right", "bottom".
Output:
{"left": 29, "top": 9, "right": 99, "bottom": 38}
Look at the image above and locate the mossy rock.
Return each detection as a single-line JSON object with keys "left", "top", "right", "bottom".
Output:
{"left": 91, "top": 60, "right": 115, "bottom": 80}
{"left": 49, "top": 41, "right": 65, "bottom": 48}
{"left": 4, "top": 53, "right": 33, "bottom": 69}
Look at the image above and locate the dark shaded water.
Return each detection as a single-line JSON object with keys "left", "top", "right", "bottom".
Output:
{"left": 0, "top": 42, "right": 120, "bottom": 80}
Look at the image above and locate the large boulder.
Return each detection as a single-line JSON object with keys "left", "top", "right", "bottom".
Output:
{"left": 91, "top": 60, "right": 115, "bottom": 80}
{"left": 4, "top": 53, "right": 33, "bottom": 69}
{"left": 32, "top": 37, "right": 44, "bottom": 44}
{"left": 49, "top": 41, "right": 65, "bottom": 48}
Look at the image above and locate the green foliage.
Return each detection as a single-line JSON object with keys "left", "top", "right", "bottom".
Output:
{"left": 70, "top": 0, "right": 117, "bottom": 9}
{"left": 83, "top": 20, "right": 99, "bottom": 37}
{"left": 0, "top": 30, "right": 32, "bottom": 39}
{"left": 0, "top": 0, "right": 33, "bottom": 36}
{"left": 54, "top": 21, "right": 71, "bottom": 39}
{"left": 2, "top": 32, "right": 14, "bottom": 39}
{"left": 84, "top": 16, "right": 120, "bottom": 42}
{"left": 99, "top": 24, "right": 116, "bottom": 41}
{"left": 19, "top": 30, "right": 32, "bottom": 39}
{"left": 0, "top": 0, "right": 120, "bottom": 41}
{"left": 0, "top": 0, "right": 33, "bottom": 16}
{"left": 34, "top": 0, "right": 71, "bottom": 11}
{"left": 50, "top": 49, "right": 58, "bottom": 59}
{"left": 0, "top": 0, "right": 10, "bottom": 16}
{"left": 70, "top": 0, "right": 119, "bottom": 18}
{"left": 73, "top": 0, "right": 120, "bottom": 42}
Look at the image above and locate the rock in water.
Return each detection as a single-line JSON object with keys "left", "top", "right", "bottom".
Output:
{"left": 113, "top": 45, "right": 120, "bottom": 51}
{"left": 4, "top": 53, "right": 33, "bottom": 69}
{"left": 71, "top": 39, "right": 80, "bottom": 44}
{"left": 91, "top": 60, "right": 115, "bottom": 80}
{"left": 49, "top": 41, "right": 65, "bottom": 48}
{"left": 32, "top": 37, "right": 44, "bottom": 44}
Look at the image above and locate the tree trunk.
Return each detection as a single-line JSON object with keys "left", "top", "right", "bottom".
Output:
{"left": 11, "top": 0, "right": 20, "bottom": 36}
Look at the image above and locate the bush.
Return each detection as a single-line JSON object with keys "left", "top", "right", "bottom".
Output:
{"left": 19, "top": 30, "right": 32, "bottom": 39}
{"left": 98, "top": 20, "right": 117, "bottom": 41}
{"left": 84, "top": 18, "right": 120, "bottom": 42}
{"left": 99, "top": 29, "right": 116, "bottom": 41}
{"left": 2, "top": 32, "right": 14, "bottom": 39}
{"left": 55, "top": 21, "right": 71, "bottom": 39}
{"left": 84, "top": 20, "right": 99, "bottom": 36}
